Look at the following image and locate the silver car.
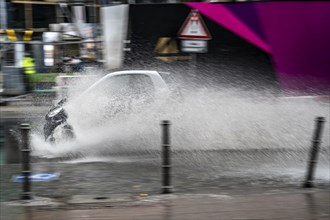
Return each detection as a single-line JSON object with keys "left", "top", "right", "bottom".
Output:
{"left": 44, "top": 70, "right": 172, "bottom": 143}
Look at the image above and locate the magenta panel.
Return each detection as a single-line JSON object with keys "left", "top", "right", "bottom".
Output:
{"left": 186, "top": 2, "right": 330, "bottom": 94}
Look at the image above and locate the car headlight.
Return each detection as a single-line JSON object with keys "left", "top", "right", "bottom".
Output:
{"left": 48, "top": 106, "right": 63, "bottom": 117}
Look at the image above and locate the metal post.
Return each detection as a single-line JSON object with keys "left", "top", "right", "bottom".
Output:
{"left": 24, "top": 3, "right": 33, "bottom": 29}
{"left": 161, "top": 120, "right": 172, "bottom": 194}
{"left": 0, "top": 0, "right": 7, "bottom": 30}
{"left": 303, "top": 117, "right": 325, "bottom": 188}
{"left": 20, "top": 123, "right": 32, "bottom": 200}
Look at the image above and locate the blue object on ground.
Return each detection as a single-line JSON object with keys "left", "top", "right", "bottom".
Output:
{"left": 12, "top": 173, "right": 60, "bottom": 182}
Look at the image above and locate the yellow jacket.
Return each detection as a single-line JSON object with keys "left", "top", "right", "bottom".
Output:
{"left": 22, "top": 57, "right": 36, "bottom": 75}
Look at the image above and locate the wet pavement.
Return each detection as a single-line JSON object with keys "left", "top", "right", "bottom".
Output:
{"left": 1, "top": 189, "right": 329, "bottom": 220}
{"left": 1, "top": 149, "right": 329, "bottom": 200}
{"left": 1, "top": 149, "right": 329, "bottom": 220}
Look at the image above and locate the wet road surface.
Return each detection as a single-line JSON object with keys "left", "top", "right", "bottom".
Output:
{"left": 1, "top": 100, "right": 329, "bottom": 219}
{"left": 1, "top": 149, "right": 329, "bottom": 201}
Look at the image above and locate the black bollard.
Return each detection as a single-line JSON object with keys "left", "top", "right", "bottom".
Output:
{"left": 20, "top": 123, "right": 33, "bottom": 200}
{"left": 161, "top": 120, "right": 173, "bottom": 194}
{"left": 303, "top": 117, "right": 325, "bottom": 188}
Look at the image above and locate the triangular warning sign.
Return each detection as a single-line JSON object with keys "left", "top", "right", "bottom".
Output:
{"left": 178, "top": 10, "right": 212, "bottom": 40}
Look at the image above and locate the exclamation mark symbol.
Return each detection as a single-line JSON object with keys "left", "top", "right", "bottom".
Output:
{"left": 190, "top": 12, "right": 199, "bottom": 34}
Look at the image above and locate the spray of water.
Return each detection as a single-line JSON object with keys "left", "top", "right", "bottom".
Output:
{"left": 30, "top": 68, "right": 329, "bottom": 162}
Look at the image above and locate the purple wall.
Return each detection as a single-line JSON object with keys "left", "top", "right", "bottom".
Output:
{"left": 187, "top": 2, "right": 330, "bottom": 95}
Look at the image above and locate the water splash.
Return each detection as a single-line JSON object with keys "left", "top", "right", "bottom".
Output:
{"left": 31, "top": 70, "right": 329, "bottom": 160}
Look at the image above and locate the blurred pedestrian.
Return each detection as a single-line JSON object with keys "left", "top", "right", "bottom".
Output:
{"left": 21, "top": 53, "right": 36, "bottom": 92}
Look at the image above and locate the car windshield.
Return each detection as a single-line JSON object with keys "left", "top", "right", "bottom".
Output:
{"left": 88, "top": 73, "right": 156, "bottom": 102}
